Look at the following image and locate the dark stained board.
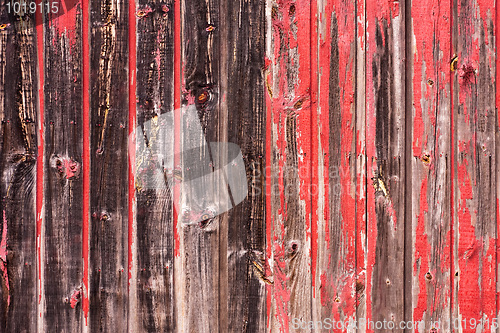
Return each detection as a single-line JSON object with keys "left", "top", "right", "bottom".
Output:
{"left": 0, "top": 5, "right": 38, "bottom": 331}
{"left": 174, "top": 0, "right": 221, "bottom": 331}
{"left": 131, "top": 0, "right": 175, "bottom": 331}
{"left": 88, "top": 0, "right": 129, "bottom": 331}
{"left": 41, "top": 2, "right": 83, "bottom": 332}
{"left": 220, "top": 0, "right": 267, "bottom": 331}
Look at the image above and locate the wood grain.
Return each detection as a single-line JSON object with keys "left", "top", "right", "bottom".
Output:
{"left": 453, "top": 0, "right": 496, "bottom": 329}
{"left": 0, "top": 1, "right": 497, "bottom": 331}
{"left": 411, "top": 0, "right": 453, "bottom": 330}
{"left": 88, "top": 0, "right": 129, "bottom": 331}
{"left": 365, "top": 0, "right": 407, "bottom": 330}
{"left": 265, "top": 0, "right": 313, "bottom": 331}
{"left": 219, "top": 0, "right": 267, "bottom": 331}
{"left": 41, "top": 3, "right": 83, "bottom": 331}
{"left": 0, "top": 5, "right": 38, "bottom": 331}
{"left": 174, "top": 0, "right": 221, "bottom": 331}
{"left": 312, "top": 0, "right": 359, "bottom": 327}
{"left": 131, "top": 0, "right": 175, "bottom": 331}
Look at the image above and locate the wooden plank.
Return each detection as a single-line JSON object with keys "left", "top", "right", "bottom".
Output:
{"left": 365, "top": 0, "right": 407, "bottom": 329}
{"left": 265, "top": 0, "right": 312, "bottom": 331}
{"left": 312, "top": 0, "right": 359, "bottom": 328}
{"left": 355, "top": 0, "right": 367, "bottom": 325}
{"left": 410, "top": 0, "right": 453, "bottom": 330}
{"left": 174, "top": 0, "right": 221, "bottom": 331}
{"left": 0, "top": 7, "right": 38, "bottom": 332}
{"left": 453, "top": 0, "right": 496, "bottom": 329}
{"left": 218, "top": 0, "right": 267, "bottom": 331}
{"left": 130, "top": 0, "right": 175, "bottom": 331}
{"left": 41, "top": 3, "right": 83, "bottom": 331}
{"left": 88, "top": 0, "right": 129, "bottom": 331}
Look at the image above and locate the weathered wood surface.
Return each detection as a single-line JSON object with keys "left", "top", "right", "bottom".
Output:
{"left": 0, "top": 0, "right": 499, "bottom": 332}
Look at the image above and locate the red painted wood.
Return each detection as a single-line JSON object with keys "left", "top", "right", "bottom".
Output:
{"left": 266, "top": 0, "right": 313, "bottom": 331}
{"left": 312, "top": 0, "right": 358, "bottom": 326}
{"left": 411, "top": 0, "right": 453, "bottom": 330}
{"left": 453, "top": 0, "right": 497, "bottom": 330}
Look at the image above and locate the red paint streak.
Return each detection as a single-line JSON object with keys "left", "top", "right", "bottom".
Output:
{"left": 35, "top": 7, "right": 44, "bottom": 308}
{"left": 128, "top": 0, "right": 137, "bottom": 288}
{"left": 173, "top": 0, "right": 181, "bottom": 258}
{"left": 309, "top": 0, "right": 318, "bottom": 300}
{"left": 82, "top": 0, "right": 90, "bottom": 323}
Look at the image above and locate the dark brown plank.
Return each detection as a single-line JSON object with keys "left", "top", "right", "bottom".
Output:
{"left": 219, "top": 0, "right": 267, "bottom": 331}
{"left": 0, "top": 5, "right": 38, "bottom": 332}
{"left": 41, "top": 3, "right": 84, "bottom": 332}
{"left": 174, "top": 0, "right": 221, "bottom": 331}
{"left": 88, "top": 0, "right": 129, "bottom": 331}
{"left": 131, "top": 0, "right": 175, "bottom": 331}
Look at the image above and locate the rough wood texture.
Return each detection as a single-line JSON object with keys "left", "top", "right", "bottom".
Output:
{"left": 88, "top": 0, "right": 129, "bottom": 331}
{"left": 41, "top": 4, "right": 83, "bottom": 332}
{"left": 453, "top": 0, "right": 496, "bottom": 329}
{"left": 265, "top": 0, "right": 312, "bottom": 331}
{"left": 174, "top": 0, "right": 221, "bottom": 331}
{"left": 365, "top": 0, "right": 407, "bottom": 330}
{"left": 0, "top": 6, "right": 38, "bottom": 332}
{"left": 411, "top": 0, "right": 453, "bottom": 329}
{"left": 220, "top": 0, "right": 267, "bottom": 331}
{"left": 131, "top": 0, "right": 175, "bottom": 332}
{"left": 1, "top": 0, "right": 500, "bottom": 332}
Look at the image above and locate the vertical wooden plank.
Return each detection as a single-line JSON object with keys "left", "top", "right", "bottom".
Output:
{"left": 453, "top": 0, "right": 496, "bottom": 329}
{"left": 131, "top": 0, "right": 175, "bottom": 331}
{"left": 265, "top": 0, "right": 312, "bottom": 331}
{"left": 365, "top": 0, "right": 406, "bottom": 330}
{"left": 174, "top": 0, "right": 221, "bottom": 331}
{"left": 0, "top": 4, "right": 38, "bottom": 332}
{"left": 42, "top": 2, "right": 83, "bottom": 331}
{"left": 355, "top": 0, "right": 367, "bottom": 325}
{"left": 411, "top": 0, "right": 453, "bottom": 330}
{"left": 88, "top": 0, "right": 129, "bottom": 331}
{"left": 219, "top": 0, "right": 267, "bottom": 331}
{"left": 312, "top": 0, "right": 358, "bottom": 328}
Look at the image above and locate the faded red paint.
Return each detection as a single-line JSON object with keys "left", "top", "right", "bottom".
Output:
{"left": 267, "top": 0, "right": 312, "bottom": 330}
